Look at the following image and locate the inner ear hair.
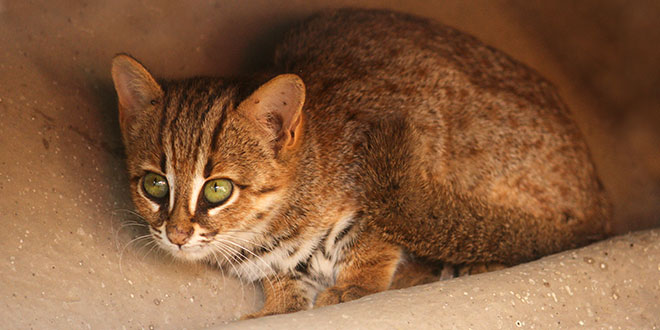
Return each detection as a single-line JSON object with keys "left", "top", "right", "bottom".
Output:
{"left": 238, "top": 74, "right": 306, "bottom": 154}
{"left": 111, "top": 54, "right": 163, "bottom": 133}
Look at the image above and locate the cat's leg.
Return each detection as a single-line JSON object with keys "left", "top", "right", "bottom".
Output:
{"left": 314, "top": 234, "right": 402, "bottom": 307}
{"left": 456, "top": 262, "right": 507, "bottom": 276}
{"left": 390, "top": 258, "right": 442, "bottom": 289}
{"left": 390, "top": 260, "right": 506, "bottom": 289}
{"left": 241, "top": 275, "right": 314, "bottom": 319}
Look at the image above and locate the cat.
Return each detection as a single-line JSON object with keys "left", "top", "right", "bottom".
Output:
{"left": 111, "top": 8, "right": 611, "bottom": 318}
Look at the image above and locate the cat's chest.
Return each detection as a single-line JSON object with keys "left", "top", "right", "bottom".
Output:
{"left": 231, "top": 212, "right": 358, "bottom": 287}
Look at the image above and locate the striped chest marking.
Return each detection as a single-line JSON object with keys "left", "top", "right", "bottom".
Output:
{"left": 232, "top": 212, "right": 358, "bottom": 289}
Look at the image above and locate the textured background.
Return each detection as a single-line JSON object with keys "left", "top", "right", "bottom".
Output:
{"left": 1, "top": 0, "right": 658, "bottom": 328}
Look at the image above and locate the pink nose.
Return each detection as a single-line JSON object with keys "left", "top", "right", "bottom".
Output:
{"left": 166, "top": 225, "right": 193, "bottom": 246}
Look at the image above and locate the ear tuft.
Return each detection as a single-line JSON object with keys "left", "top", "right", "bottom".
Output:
{"left": 111, "top": 54, "right": 163, "bottom": 133}
{"left": 238, "top": 74, "right": 306, "bottom": 154}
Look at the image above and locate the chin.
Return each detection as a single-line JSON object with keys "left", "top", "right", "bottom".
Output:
{"left": 161, "top": 244, "right": 212, "bottom": 262}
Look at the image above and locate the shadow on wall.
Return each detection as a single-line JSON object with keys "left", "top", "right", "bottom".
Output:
{"left": 506, "top": 0, "right": 660, "bottom": 232}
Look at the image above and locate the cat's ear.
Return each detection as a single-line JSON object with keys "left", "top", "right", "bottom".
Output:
{"left": 111, "top": 54, "right": 163, "bottom": 134}
{"left": 238, "top": 74, "right": 305, "bottom": 155}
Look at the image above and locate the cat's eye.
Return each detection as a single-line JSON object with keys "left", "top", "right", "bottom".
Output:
{"left": 143, "top": 172, "right": 169, "bottom": 199}
{"left": 203, "top": 179, "right": 233, "bottom": 204}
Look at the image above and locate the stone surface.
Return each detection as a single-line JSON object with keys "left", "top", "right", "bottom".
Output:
{"left": 226, "top": 230, "right": 660, "bottom": 329}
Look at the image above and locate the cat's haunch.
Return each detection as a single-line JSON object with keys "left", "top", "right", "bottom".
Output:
{"left": 112, "top": 8, "right": 611, "bottom": 318}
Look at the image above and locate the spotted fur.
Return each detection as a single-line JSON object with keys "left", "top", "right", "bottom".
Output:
{"left": 111, "top": 8, "right": 611, "bottom": 318}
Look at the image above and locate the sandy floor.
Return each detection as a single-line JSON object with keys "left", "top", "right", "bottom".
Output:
{"left": 1, "top": 0, "right": 658, "bottom": 328}
{"left": 232, "top": 229, "right": 660, "bottom": 329}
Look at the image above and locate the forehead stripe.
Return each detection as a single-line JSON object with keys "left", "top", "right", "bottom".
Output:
{"left": 209, "top": 101, "right": 229, "bottom": 154}
{"left": 156, "top": 98, "right": 168, "bottom": 151}
{"left": 159, "top": 153, "right": 166, "bottom": 173}
{"left": 192, "top": 100, "right": 214, "bottom": 170}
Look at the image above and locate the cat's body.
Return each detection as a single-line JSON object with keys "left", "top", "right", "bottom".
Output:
{"left": 112, "top": 9, "right": 610, "bottom": 317}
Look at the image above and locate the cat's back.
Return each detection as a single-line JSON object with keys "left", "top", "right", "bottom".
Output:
{"left": 274, "top": 8, "right": 609, "bottom": 227}
{"left": 274, "top": 8, "right": 559, "bottom": 115}
{"left": 274, "top": 8, "right": 571, "bottom": 147}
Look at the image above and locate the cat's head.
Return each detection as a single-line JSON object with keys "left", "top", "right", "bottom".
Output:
{"left": 111, "top": 54, "right": 305, "bottom": 261}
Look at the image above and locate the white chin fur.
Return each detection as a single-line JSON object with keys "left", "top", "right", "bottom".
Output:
{"left": 151, "top": 223, "right": 214, "bottom": 262}
{"left": 160, "top": 242, "right": 212, "bottom": 261}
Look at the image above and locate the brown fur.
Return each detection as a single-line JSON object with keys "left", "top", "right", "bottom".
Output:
{"left": 112, "top": 8, "right": 611, "bottom": 318}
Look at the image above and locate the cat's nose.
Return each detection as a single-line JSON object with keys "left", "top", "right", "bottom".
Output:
{"left": 166, "top": 224, "right": 194, "bottom": 247}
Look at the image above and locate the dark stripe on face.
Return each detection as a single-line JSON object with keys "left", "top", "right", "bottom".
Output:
{"left": 192, "top": 91, "right": 217, "bottom": 167}
{"left": 203, "top": 158, "right": 214, "bottom": 178}
{"left": 166, "top": 93, "right": 182, "bottom": 167}
{"left": 204, "top": 102, "right": 229, "bottom": 178}
{"left": 209, "top": 101, "right": 229, "bottom": 155}
{"left": 256, "top": 186, "right": 279, "bottom": 195}
{"left": 157, "top": 87, "right": 169, "bottom": 154}
{"left": 200, "top": 230, "right": 218, "bottom": 238}
{"left": 159, "top": 154, "right": 167, "bottom": 173}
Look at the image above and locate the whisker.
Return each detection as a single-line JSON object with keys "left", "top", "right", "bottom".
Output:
{"left": 210, "top": 243, "right": 250, "bottom": 305}
{"left": 112, "top": 208, "right": 147, "bottom": 220}
{"left": 211, "top": 241, "right": 265, "bottom": 299}
{"left": 210, "top": 241, "right": 257, "bottom": 279}
{"left": 213, "top": 237, "right": 282, "bottom": 305}
{"left": 222, "top": 234, "right": 272, "bottom": 252}
{"left": 111, "top": 208, "right": 149, "bottom": 252}
{"left": 221, "top": 233, "right": 288, "bottom": 306}
{"left": 217, "top": 235, "right": 280, "bottom": 278}
{"left": 139, "top": 240, "right": 160, "bottom": 262}
{"left": 205, "top": 250, "right": 228, "bottom": 302}
{"left": 118, "top": 233, "right": 153, "bottom": 277}
{"left": 220, "top": 228, "right": 276, "bottom": 237}
{"left": 118, "top": 222, "right": 148, "bottom": 228}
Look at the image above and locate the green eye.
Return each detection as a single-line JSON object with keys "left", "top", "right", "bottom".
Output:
{"left": 203, "top": 179, "right": 233, "bottom": 204}
{"left": 143, "top": 172, "right": 169, "bottom": 199}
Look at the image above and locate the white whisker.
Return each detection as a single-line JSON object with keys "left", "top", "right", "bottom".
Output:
{"left": 213, "top": 236, "right": 282, "bottom": 305}
{"left": 217, "top": 235, "right": 280, "bottom": 278}
{"left": 210, "top": 243, "right": 251, "bottom": 305}
{"left": 118, "top": 233, "right": 153, "bottom": 277}
{"left": 205, "top": 250, "right": 228, "bottom": 300}
{"left": 112, "top": 208, "right": 148, "bottom": 220}
{"left": 211, "top": 240, "right": 259, "bottom": 279}
{"left": 139, "top": 240, "right": 160, "bottom": 262}
{"left": 221, "top": 234, "right": 272, "bottom": 252}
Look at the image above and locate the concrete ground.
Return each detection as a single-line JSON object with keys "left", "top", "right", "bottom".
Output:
{"left": 1, "top": 0, "right": 658, "bottom": 328}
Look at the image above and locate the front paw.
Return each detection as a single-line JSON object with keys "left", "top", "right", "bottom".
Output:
{"left": 457, "top": 262, "right": 507, "bottom": 276}
{"left": 240, "top": 310, "right": 274, "bottom": 320}
{"left": 314, "top": 285, "right": 369, "bottom": 307}
{"left": 240, "top": 304, "right": 308, "bottom": 320}
{"left": 241, "top": 296, "right": 310, "bottom": 319}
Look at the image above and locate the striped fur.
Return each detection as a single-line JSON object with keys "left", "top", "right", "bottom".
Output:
{"left": 112, "top": 8, "right": 611, "bottom": 318}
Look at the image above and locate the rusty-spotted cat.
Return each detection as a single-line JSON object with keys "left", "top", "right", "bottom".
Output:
{"left": 111, "top": 8, "right": 610, "bottom": 318}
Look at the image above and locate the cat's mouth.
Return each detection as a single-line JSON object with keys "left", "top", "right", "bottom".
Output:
{"left": 149, "top": 226, "right": 214, "bottom": 261}
{"left": 159, "top": 240, "right": 213, "bottom": 261}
